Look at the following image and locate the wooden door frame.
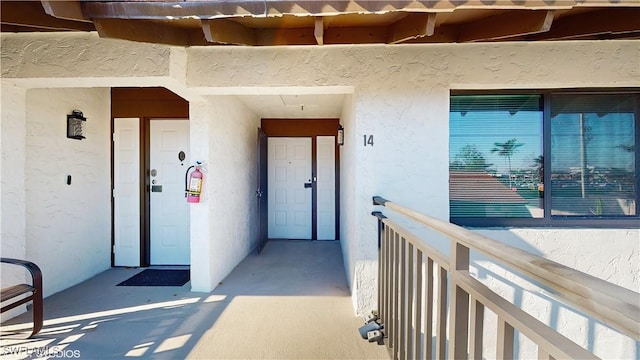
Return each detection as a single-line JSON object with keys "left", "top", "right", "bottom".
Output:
{"left": 257, "top": 128, "right": 268, "bottom": 252}
{"left": 261, "top": 118, "right": 341, "bottom": 240}
{"left": 110, "top": 87, "right": 189, "bottom": 267}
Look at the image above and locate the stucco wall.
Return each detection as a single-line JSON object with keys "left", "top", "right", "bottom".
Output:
{"left": 1, "top": 33, "right": 170, "bottom": 80}
{"left": 1, "top": 32, "right": 638, "bottom": 357}
{"left": 0, "top": 84, "right": 26, "bottom": 260}
{"left": 0, "top": 83, "right": 28, "bottom": 320}
{"left": 189, "top": 96, "right": 260, "bottom": 292}
{"left": 24, "top": 88, "right": 111, "bottom": 297}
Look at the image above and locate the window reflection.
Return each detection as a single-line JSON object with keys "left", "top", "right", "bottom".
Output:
{"left": 550, "top": 94, "right": 636, "bottom": 216}
{"left": 450, "top": 95, "right": 544, "bottom": 218}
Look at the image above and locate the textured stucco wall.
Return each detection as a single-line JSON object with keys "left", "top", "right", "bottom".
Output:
{"left": 339, "top": 93, "right": 358, "bottom": 308}
{"left": 189, "top": 96, "right": 260, "bottom": 292}
{"left": 24, "top": 88, "right": 111, "bottom": 297}
{"left": 1, "top": 33, "right": 170, "bottom": 80}
{"left": 186, "top": 42, "right": 639, "bottom": 90}
{"left": 0, "top": 83, "right": 28, "bottom": 320}
{"left": 0, "top": 32, "right": 638, "bottom": 357}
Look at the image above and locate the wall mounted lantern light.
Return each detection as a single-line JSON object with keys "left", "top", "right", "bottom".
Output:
{"left": 337, "top": 124, "right": 344, "bottom": 146}
{"left": 67, "top": 110, "right": 86, "bottom": 140}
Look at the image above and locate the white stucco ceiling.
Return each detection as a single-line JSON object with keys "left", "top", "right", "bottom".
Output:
{"left": 236, "top": 94, "right": 345, "bottom": 119}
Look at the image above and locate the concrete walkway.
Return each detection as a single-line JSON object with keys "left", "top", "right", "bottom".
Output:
{"left": 1, "top": 241, "right": 389, "bottom": 359}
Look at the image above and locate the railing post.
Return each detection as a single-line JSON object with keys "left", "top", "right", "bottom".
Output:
{"left": 469, "top": 296, "right": 485, "bottom": 359}
{"left": 399, "top": 235, "right": 407, "bottom": 359}
{"left": 435, "top": 263, "right": 447, "bottom": 360}
{"left": 393, "top": 231, "right": 400, "bottom": 359}
{"left": 497, "top": 317, "right": 515, "bottom": 360}
{"left": 372, "top": 211, "right": 386, "bottom": 320}
{"left": 449, "top": 242, "right": 470, "bottom": 360}
{"left": 407, "top": 243, "right": 414, "bottom": 360}
{"left": 414, "top": 249, "right": 423, "bottom": 359}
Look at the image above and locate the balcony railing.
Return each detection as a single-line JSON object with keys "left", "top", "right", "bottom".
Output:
{"left": 371, "top": 196, "right": 639, "bottom": 360}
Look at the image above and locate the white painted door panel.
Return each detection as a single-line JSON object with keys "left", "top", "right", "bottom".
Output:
{"left": 114, "top": 118, "right": 141, "bottom": 266}
{"left": 316, "top": 136, "right": 336, "bottom": 240}
{"left": 268, "top": 137, "right": 312, "bottom": 239}
{"left": 150, "top": 120, "right": 190, "bottom": 265}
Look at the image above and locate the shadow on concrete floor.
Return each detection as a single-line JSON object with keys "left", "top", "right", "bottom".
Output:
{"left": 1, "top": 241, "right": 388, "bottom": 360}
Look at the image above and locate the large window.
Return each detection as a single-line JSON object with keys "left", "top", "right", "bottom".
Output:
{"left": 450, "top": 91, "right": 638, "bottom": 227}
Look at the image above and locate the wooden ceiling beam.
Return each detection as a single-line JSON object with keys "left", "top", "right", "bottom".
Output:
{"left": 81, "top": 1, "right": 266, "bottom": 19}
{"left": 323, "top": 26, "right": 389, "bottom": 45}
{"left": 314, "top": 17, "right": 324, "bottom": 46}
{"left": 255, "top": 27, "right": 317, "bottom": 46}
{"left": 388, "top": 13, "right": 437, "bottom": 44}
{"left": 94, "top": 18, "right": 207, "bottom": 46}
{"left": 457, "top": 10, "right": 554, "bottom": 42}
{"left": 526, "top": 8, "right": 640, "bottom": 41}
{"left": 256, "top": 25, "right": 389, "bottom": 46}
{"left": 41, "top": 1, "right": 90, "bottom": 22}
{"left": 1, "top": 1, "right": 93, "bottom": 31}
{"left": 202, "top": 19, "right": 257, "bottom": 45}
{"left": 404, "top": 24, "right": 459, "bottom": 43}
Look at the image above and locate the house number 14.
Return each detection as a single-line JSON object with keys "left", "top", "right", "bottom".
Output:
{"left": 363, "top": 135, "right": 374, "bottom": 146}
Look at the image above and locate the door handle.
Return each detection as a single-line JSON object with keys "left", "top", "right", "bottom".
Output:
{"left": 304, "top": 182, "right": 313, "bottom": 188}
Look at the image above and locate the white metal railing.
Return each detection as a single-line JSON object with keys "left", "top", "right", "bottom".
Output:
{"left": 371, "top": 196, "right": 639, "bottom": 360}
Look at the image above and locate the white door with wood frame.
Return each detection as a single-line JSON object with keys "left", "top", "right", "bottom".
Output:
{"left": 113, "top": 119, "right": 191, "bottom": 266}
{"left": 113, "top": 118, "right": 141, "bottom": 266}
{"left": 268, "top": 137, "right": 313, "bottom": 239}
{"left": 150, "top": 120, "right": 191, "bottom": 265}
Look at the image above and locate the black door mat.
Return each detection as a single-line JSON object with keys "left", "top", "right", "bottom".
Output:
{"left": 117, "top": 269, "right": 190, "bottom": 287}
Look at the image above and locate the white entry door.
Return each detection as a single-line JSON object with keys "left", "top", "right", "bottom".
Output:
{"left": 268, "top": 137, "right": 312, "bottom": 239}
{"left": 150, "top": 120, "right": 190, "bottom": 265}
{"left": 316, "top": 136, "right": 336, "bottom": 240}
{"left": 113, "top": 118, "right": 141, "bottom": 266}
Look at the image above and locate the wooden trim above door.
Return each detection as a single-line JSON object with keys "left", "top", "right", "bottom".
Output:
{"left": 112, "top": 87, "right": 189, "bottom": 119}
{"left": 262, "top": 118, "right": 339, "bottom": 137}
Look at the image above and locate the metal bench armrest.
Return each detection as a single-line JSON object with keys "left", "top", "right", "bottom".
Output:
{"left": 1, "top": 257, "right": 43, "bottom": 337}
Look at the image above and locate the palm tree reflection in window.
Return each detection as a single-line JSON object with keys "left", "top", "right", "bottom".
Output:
{"left": 491, "top": 138, "right": 524, "bottom": 189}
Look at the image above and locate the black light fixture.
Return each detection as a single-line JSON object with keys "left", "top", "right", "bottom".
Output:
{"left": 337, "top": 124, "right": 344, "bottom": 146}
{"left": 67, "top": 110, "right": 86, "bottom": 140}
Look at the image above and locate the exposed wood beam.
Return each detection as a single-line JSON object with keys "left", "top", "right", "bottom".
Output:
{"left": 1, "top": 1, "right": 93, "bottom": 31}
{"left": 323, "top": 26, "right": 389, "bottom": 45}
{"left": 457, "top": 10, "right": 554, "bottom": 42}
{"left": 94, "top": 19, "right": 207, "bottom": 46}
{"left": 82, "top": 1, "right": 265, "bottom": 19}
{"left": 314, "top": 17, "right": 324, "bottom": 46}
{"left": 73, "top": 0, "right": 640, "bottom": 20}
{"left": 388, "top": 13, "right": 437, "bottom": 44}
{"left": 256, "top": 27, "right": 316, "bottom": 46}
{"left": 404, "top": 24, "right": 459, "bottom": 44}
{"left": 526, "top": 8, "right": 640, "bottom": 41}
{"left": 41, "top": 1, "right": 90, "bottom": 22}
{"left": 202, "top": 19, "right": 257, "bottom": 45}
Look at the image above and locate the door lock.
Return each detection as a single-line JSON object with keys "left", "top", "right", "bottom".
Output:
{"left": 304, "top": 182, "right": 313, "bottom": 188}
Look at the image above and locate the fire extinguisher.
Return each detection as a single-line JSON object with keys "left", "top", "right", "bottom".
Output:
{"left": 185, "top": 161, "right": 203, "bottom": 203}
